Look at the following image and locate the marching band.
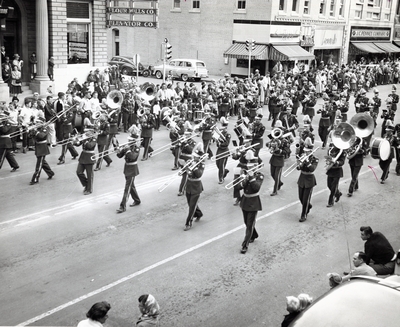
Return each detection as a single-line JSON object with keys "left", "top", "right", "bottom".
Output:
{"left": 1, "top": 71, "right": 400, "bottom": 254}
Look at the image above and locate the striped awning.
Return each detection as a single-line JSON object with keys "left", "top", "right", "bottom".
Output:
{"left": 374, "top": 42, "right": 400, "bottom": 53}
{"left": 351, "top": 42, "right": 385, "bottom": 54}
{"left": 270, "top": 45, "right": 315, "bottom": 61}
{"left": 223, "top": 43, "right": 269, "bottom": 60}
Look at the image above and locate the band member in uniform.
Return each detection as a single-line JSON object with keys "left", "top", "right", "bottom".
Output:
{"left": 57, "top": 105, "right": 79, "bottom": 165}
{"left": 215, "top": 116, "right": 231, "bottom": 184}
{"left": 372, "top": 89, "right": 381, "bottom": 119}
{"left": 269, "top": 124, "right": 288, "bottom": 196}
{"left": 232, "top": 135, "right": 253, "bottom": 205}
{"left": 116, "top": 131, "right": 141, "bottom": 213}
{"left": 184, "top": 142, "right": 206, "bottom": 231}
{"left": 280, "top": 105, "right": 299, "bottom": 137}
{"left": 198, "top": 114, "right": 214, "bottom": 159}
{"left": 238, "top": 152, "right": 264, "bottom": 254}
{"left": 317, "top": 97, "right": 333, "bottom": 149}
{"left": 169, "top": 117, "right": 184, "bottom": 170}
{"left": 354, "top": 88, "right": 369, "bottom": 114}
{"left": 29, "top": 116, "right": 54, "bottom": 185}
{"left": 297, "top": 137, "right": 318, "bottom": 222}
{"left": 75, "top": 129, "right": 97, "bottom": 195}
{"left": 106, "top": 105, "right": 120, "bottom": 152}
{"left": 379, "top": 122, "right": 396, "bottom": 184}
{"left": 326, "top": 144, "right": 346, "bottom": 207}
{"left": 0, "top": 113, "right": 19, "bottom": 171}
{"left": 94, "top": 115, "right": 112, "bottom": 171}
{"left": 177, "top": 131, "right": 196, "bottom": 196}
{"left": 140, "top": 106, "right": 155, "bottom": 161}
{"left": 381, "top": 98, "right": 396, "bottom": 138}
{"left": 388, "top": 84, "right": 399, "bottom": 112}
{"left": 347, "top": 137, "right": 368, "bottom": 196}
{"left": 251, "top": 114, "right": 265, "bottom": 157}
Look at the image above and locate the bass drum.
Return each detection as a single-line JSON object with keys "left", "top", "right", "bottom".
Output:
{"left": 370, "top": 137, "right": 391, "bottom": 161}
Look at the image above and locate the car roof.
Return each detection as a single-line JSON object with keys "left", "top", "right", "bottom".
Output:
{"left": 290, "top": 276, "right": 400, "bottom": 327}
{"left": 170, "top": 59, "right": 205, "bottom": 63}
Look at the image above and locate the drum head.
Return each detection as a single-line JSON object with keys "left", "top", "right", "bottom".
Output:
{"left": 379, "top": 139, "right": 391, "bottom": 160}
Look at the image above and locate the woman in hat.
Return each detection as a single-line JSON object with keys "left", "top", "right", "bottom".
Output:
{"left": 10, "top": 65, "right": 22, "bottom": 96}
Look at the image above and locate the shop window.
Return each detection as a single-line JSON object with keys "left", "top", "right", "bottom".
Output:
{"left": 236, "top": 59, "right": 247, "bottom": 68}
{"left": 237, "top": 0, "right": 246, "bottom": 10}
{"left": 67, "top": 1, "right": 91, "bottom": 65}
{"left": 292, "top": 0, "right": 299, "bottom": 12}
{"left": 303, "top": 1, "right": 310, "bottom": 14}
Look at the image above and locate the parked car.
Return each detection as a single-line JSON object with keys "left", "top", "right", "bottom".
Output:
{"left": 108, "top": 56, "right": 151, "bottom": 77}
{"left": 289, "top": 275, "right": 400, "bottom": 327}
{"left": 152, "top": 59, "right": 208, "bottom": 82}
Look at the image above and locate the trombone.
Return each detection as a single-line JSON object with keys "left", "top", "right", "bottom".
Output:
{"left": 51, "top": 130, "right": 97, "bottom": 148}
{"left": 91, "top": 139, "right": 142, "bottom": 161}
{"left": 211, "top": 142, "right": 260, "bottom": 162}
{"left": 225, "top": 163, "right": 264, "bottom": 190}
{"left": 158, "top": 158, "right": 195, "bottom": 193}
{"left": 282, "top": 146, "right": 319, "bottom": 177}
{"left": 151, "top": 133, "right": 197, "bottom": 157}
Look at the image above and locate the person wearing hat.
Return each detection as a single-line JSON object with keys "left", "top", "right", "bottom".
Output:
{"left": 0, "top": 112, "right": 19, "bottom": 172}
{"left": 238, "top": 151, "right": 264, "bottom": 253}
{"left": 29, "top": 116, "right": 54, "bottom": 185}
{"left": 380, "top": 97, "right": 396, "bottom": 138}
{"left": 184, "top": 142, "right": 206, "bottom": 231}
{"left": 269, "top": 89, "right": 283, "bottom": 126}
{"left": 354, "top": 88, "right": 369, "bottom": 114}
{"left": 317, "top": 98, "right": 333, "bottom": 149}
{"left": 197, "top": 114, "right": 214, "bottom": 159}
{"left": 326, "top": 143, "right": 345, "bottom": 207}
{"left": 297, "top": 137, "right": 318, "bottom": 222}
{"left": 12, "top": 53, "right": 23, "bottom": 72}
{"left": 140, "top": 106, "right": 156, "bottom": 161}
{"left": 379, "top": 121, "right": 396, "bottom": 184}
{"left": 327, "top": 273, "right": 342, "bottom": 289}
{"left": 215, "top": 116, "right": 231, "bottom": 184}
{"left": 115, "top": 133, "right": 141, "bottom": 212}
{"left": 388, "top": 84, "right": 399, "bottom": 112}
{"left": 169, "top": 116, "right": 184, "bottom": 170}
{"left": 77, "top": 301, "right": 111, "bottom": 327}
{"left": 231, "top": 135, "right": 252, "bottom": 205}
{"left": 177, "top": 130, "right": 196, "bottom": 196}
{"left": 251, "top": 113, "right": 265, "bottom": 157}
{"left": 372, "top": 89, "right": 381, "bottom": 117}
{"left": 347, "top": 136, "right": 369, "bottom": 197}
{"left": 94, "top": 114, "right": 112, "bottom": 171}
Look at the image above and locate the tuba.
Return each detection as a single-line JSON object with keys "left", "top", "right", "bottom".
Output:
{"left": 139, "top": 82, "right": 156, "bottom": 103}
{"left": 349, "top": 113, "right": 374, "bottom": 138}
{"left": 106, "top": 90, "right": 123, "bottom": 109}
{"left": 331, "top": 122, "right": 356, "bottom": 150}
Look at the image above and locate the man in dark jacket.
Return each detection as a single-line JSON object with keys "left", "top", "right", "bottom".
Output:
{"left": 326, "top": 144, "right": 345, "bottom": 207}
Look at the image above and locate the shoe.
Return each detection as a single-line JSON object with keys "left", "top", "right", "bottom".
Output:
{"left": 184, "top": 225, "right": 191, "bottom": 231}
{"left": 233, "top": 198, "right": 241, "bottom": 206}
{"left": 177, "top": 192, "right": 184, "bottom": 196}
{"left": 10, "top": 167, "right": 19, "bottom": 172}
{"left": 307, "top": 204, "right": 312, "bottom": 214}
{"left": 278, "top": 182, "right": 283, "bottom": 190}
{"left": 94, "top": 167, "right": 100, "bottom": 171}
{"left": 335, "top": 192, "right": 342, "bottom": 202}
{"left": 57, "top": 160, "right": 65, "bottom": 165}
{"left": 129, "top": 201, "right": 141, "bottom": 207}
{"left": 149, "top": 152, "right": 153, "bottom": 158}
{"left": 223, "top": 169, "right": 229, "bottom": 178}
{"left": 141, "top": 158, "right": 148, "bottom": 161}
{"left": 171, "top": 166, "right": 179, "bottom": 170}
{"left": 270, "top": 192, "right": 277, "bottom": 196}
{"left": 106, "top": 161, "right": 112, "bottom": 167}
{"left": 72, "top": 156, "right": 77, "bottom": 160}
{"left": 249, "top": 236, "right": 258, "bottom": 243}
{"left": 347, "top": 193, "right": 353, "bottom": 197}
{"left": 116, "top": 207, "right": 126, "bottom": 213}
{"left": 218, "top": 179, "right": 224, "bottom": 184}
{"left": 195, "top": 213, "right": 203, "bottom": 222}
{"left": 240, "top": 247, "right": 248, "bottom": 254}
{"left": 29, "top": 181, "right": 38, "bottom": 185}
{"left": 327, "top": 203, "right": 333, "bottom": 208}
{"left": 299, "top": 216, "right": 307, "bottom": 222}
{"left": 47, "top": 173, "right": 54, "bottom": 180}
{"left": 83, "top": 190, "right": 92, "bottom": 195}
{"left": 380, "top": 180, "right": 385, "bottom": 184}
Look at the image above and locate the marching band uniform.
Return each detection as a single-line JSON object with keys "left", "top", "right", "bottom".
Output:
{"left": 232, "top": 136, "right": 253, "bottom": 205}
{"left": 75, "top": 135, "right": 97, "bottom": 195}
{"left": 177, "top": 132, "right": 196, "bottom": 196}
{"left": 388, "top": 85, "right": 399, "bottom": 112}
{"left": 239, "top": 157, "right": 264, "bottom": 254}
{"left": 106, "top": 106, "right": 120, "bottom": 151}
{"left": 297, "top": 139, "right": 318, "bottom": 222}
{"left": 269, "top": 125, "right": 289, "bottom": 196}
{"left": 379, "top": 124, "right": 396, "bottom": 184}
{"left": 302, "top": 92, "right": 317, "bottom": 122}
{"left": 184, "top": 143, "right": 205, "bottom": 231}
{"left": 57, "top": 110, "right": 79, "bottom": 164}
{"left": 198, "top": 115, "right": 214, "bottom": 159}
{"left": 116, "top": 136, "right": 141, "bottom": 213}
{"left": 215, "top": 117, "right": 231, "bottom": 184}
{"left": 94, "top": 116, "right": 112, "bottom": 170}
{"left": 122, "top": 92, "right": 135, "bottom": 132}
{"left": 381, "top": 99, "right": 396, "bottom": 138}
{"left": 317, "top": 99, "right": 333, "bottom": 149}
{"left": 140, "top": 108, "right": 155, "bottom": 160}
{"left": 169, "top": 119, "right": 184, "bottom": 170}
{"left": 251, "top": 114, "right": 265, "bottom": 158}
{"left": 354, "top": 88, "right": 369, "bottom": 113}
{"left": 0, "top": 115, "right": 19, "bottom": 171}
{"left": 347, "top": 138, "right": 368, "bottom": 196}
{"left": 29, "top": 118, "right": 54, "bottom": 184}
{"left": 326, "top": 145, "right": 346, "bottom": 207}
{"left": 372, "top": 89, "right": 381, "bottom": 118}
{"left": 279, "top": 106, "right": 299, "bottom": 137}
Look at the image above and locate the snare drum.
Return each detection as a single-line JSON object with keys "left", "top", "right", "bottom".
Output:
{"left": 371, "top": 137, "right": 391, "bottom": 161}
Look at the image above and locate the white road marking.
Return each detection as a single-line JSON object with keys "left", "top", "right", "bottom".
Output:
{"left": 16, "top": 171, "right": 370, "bottom": 326}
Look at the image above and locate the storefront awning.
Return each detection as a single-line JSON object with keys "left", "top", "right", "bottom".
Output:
{"left": 270, "top": 45, "right": 315, "bottom": 61}
{"left": 373, "top": 42, "right": 400, "bottom": 53}
{"left": 223, "top": 43, "right": 269, "bottom": 60}
{"left": 351, "top": 42, "right": 385, "bottom": 54}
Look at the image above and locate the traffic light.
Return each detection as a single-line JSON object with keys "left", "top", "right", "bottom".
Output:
{"left": 165, "top": 38, "right": 172, "bottom": 60}
{"left": 245, "top": 39, "right": 256, "bottom": 52}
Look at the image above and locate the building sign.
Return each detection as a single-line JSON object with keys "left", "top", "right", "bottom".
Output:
{"left": 314, "top": 29, "right": 343, "bottom": 49}
{"left": 270, "top": 26, "right": 301, "bottom": 43}
{"left": 350, "top": 27, "right": 391, "bottom": 41}
{"left": 106, "top": 0, "right": 159, "bottom": 28}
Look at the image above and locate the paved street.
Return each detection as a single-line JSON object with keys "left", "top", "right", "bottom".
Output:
{"left": 1, "top": 82, "right": 399, "bottom": 326}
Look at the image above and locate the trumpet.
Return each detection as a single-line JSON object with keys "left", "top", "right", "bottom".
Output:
{"left": 211, "top": 142, "right": 259, "bottom": 162}
{"left": 225, "top": 163, "right": 264, "bottom": 189}
{"left": 282, "top": 146, "right": 319, "bottom": 177}
{"left": 91, "top": 139, "right": 141, "bottom": 160}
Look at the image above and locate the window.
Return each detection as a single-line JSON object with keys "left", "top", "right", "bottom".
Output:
{"left": 67, "top": 1, "right": 91, "bottom": 65}
{"left": 385, "top": 13, "right": 390, "bottom": 20}
{"left": 304, "top": 0, "right": 310, "bottom": 14}
{"left": 112, "top": 29, "right": 119, "bottom": 56}
{"left": 355, "top": 4, "right": 363, "bottom": 18}
{"left": 279, "top": 0, "right": 285, "bottom": 10}
{"left": 192, "top": 0, "right": 200, "bottom": 9}
{"left": 292, "top": 0, "right": 299, "bottom": 12}
{"left": 173, "top": 0, "right": 180, "bottom": 9}
{"left": 366, "top": 11, "right": 380, "bottom": 19}
{"left": 338, "top": 0, "right": 344, "bottom": 16}
{"left": 319, "top": 0, "right": 325, "bottom": 14}
{"left": 329, "top": 0, "right": 335, "bottom": 16}
{"left": 238, "top": 0, "right": 246, "bottom": 10}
